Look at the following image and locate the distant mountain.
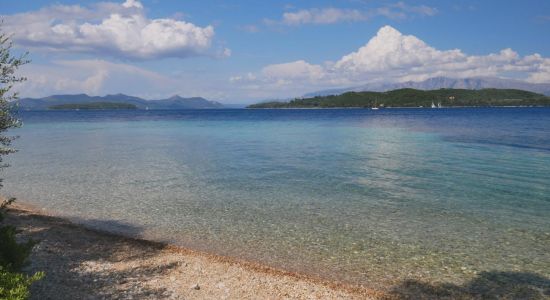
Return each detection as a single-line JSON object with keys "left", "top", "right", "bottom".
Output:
{"left": 49, "top": 102, "right": 138, "bottom": 110}
{"left": 304, "top": 77, "right": 550, "bottom": 97}
{"left": 148, "top": 95, "right": 224, "bottom": 110}
{"left": 14, "top": 93, "right": 224, "bottom": 110}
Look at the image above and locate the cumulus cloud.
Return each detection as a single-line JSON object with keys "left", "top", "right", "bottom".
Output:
{"left": 332, "top": 26, "right": 549, "bottom": 83}
{"left": 265, "top": 2, "right": 438, "bottom": 26}
{"left": 1, "top": 0, "right": 221, "bottom": 60}
{"left": 334, "top": 26, "right": 464, "bottom": 76}
{"left": 230, "top": 25, "right": 550, "bottom": 97}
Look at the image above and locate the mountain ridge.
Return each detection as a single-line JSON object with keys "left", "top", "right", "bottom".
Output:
{"left": 304, "top": 77, "right": 550, "bottom": 97}
{"left": 14, "top": 94, "right": 224, "bottom": 110}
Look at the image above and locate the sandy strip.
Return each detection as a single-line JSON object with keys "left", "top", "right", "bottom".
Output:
{"left": 5, "top": 205, "right": 384, "bottom": 299}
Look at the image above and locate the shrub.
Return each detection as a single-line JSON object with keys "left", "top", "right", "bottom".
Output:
{"left": 0, "top": 269, "right": 44, "bottom": 300}
{"left": 0, "top": 199, "right": 36, "bottom": 273}
{"left": 0, "top": 24, "right": 42, "bottom": 300}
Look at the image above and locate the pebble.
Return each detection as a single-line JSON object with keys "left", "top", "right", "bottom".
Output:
{"left": 6, "top": 209, "right": 366, "bottom": 299}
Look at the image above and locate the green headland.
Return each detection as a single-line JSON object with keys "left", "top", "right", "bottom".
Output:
{"left": 248, "top": 88, "right": 550, "bottom": 108}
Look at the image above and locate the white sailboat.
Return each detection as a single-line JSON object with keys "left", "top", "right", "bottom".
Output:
{"left": 372, "top": 99, "right": 379, "bottom": 110}
{"left": 431, "top": 101, "right": 436, "bottom": 108}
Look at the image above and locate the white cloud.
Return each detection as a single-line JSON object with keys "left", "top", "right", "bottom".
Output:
{"left": 15, "top": 59, "right": 245, "bottom": 101}
{"left": 1, "top": 0, "right": 221, "bottom": 60}
{"left": 16, "top": 59, "right": 178, "bottom": 98}
{"left": 334, "top": 25, "right": 465, "bottom": 76}
{"left": 230, "top": 25, "right": 550, "bottom": 98}
{"left": 280, "top": 8, "right": 368, "bottom": 25}
{"left": 266, "top": 2, "right": 438, "bottom": 26}
{"left": 220, "top": 48, "right": 232, "bottom": 58}
{"left": 122, "top": 0, "right": 143, "bottom": 9}
{"left": 262, "top": 60, "right": 325, "bottom": 81}
{"left": 379, "top": 2, "right": 438, "bottom": 20}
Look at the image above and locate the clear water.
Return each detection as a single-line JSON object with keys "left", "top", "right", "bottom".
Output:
{"left": 4, "top": 108, "right": 550, "bottom": 288}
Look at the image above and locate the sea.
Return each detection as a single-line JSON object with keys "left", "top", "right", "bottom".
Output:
{"left": 4, "top": 108, "right": 550, "bottom": 288}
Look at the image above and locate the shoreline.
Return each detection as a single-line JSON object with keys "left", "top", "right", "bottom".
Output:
{"left": 17, "top": 105, "right": 550, "bottom": 112}
{"left": 246, "top": 105, "right": 550, "bottom": 109}
{"left": 6, "top": 203, "right": 550, "bottom": 299}
{"left": 7, "top": 203, "right": 380, "bottom": 299}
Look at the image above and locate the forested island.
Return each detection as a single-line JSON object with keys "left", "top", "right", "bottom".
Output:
{"left": 248, "top": 88, "right": 550, "bottom": 108}
{"left": 49, "top": 102, "right": 137, "bottom": 110}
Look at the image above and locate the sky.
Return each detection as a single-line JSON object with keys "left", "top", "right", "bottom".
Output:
{"left": 1, "top": 0, "right": 550, "bottom": 103}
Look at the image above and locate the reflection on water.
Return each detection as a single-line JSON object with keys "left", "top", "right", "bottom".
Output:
{"left": 5, "top": 108, "right": 550, "bottom": 288}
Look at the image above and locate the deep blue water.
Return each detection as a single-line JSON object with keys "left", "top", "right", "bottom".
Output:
{"left": 5, "top": 108, "right": 550, "bottom": 287}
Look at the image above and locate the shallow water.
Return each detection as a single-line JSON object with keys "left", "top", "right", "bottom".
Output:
{"left": 5, "top": 108, "right": 550, "bottom": 287}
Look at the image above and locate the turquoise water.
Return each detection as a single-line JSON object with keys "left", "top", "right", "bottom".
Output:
{"left": 4, "top": 108, "right": 550, "bottom": 287}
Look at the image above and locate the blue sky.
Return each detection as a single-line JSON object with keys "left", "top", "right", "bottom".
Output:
{"left": 2, "top": 0, "right": 549, "bottom": 103}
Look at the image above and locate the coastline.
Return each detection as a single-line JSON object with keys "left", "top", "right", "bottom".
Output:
{"left": 6, "top": 203, "right": 379, "bottom": 299}
{"left": 246, "top": 105, "right": 550, "bottom": 109}
{"left": 6, "top": 201, "right": 550, "bottom": 299}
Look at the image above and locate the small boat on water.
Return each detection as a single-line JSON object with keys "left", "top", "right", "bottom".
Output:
{"left": 372, "top": 99, "right": 380, "bottom": 110}
{"left": 431, "top": 101, "right": 436, "bottom": 108}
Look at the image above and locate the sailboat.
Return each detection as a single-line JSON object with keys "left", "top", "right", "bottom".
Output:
{"left": 437, "top": 102, "right": 442, "bottom": 108}
{"left": 431, "top": 101, "right": 436, "bottom": 108}
{"left": 372, "top": 99, "right": 379, "bottom": 110}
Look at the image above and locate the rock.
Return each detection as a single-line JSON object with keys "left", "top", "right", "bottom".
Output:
{"left": 191, "top": 283, "right": 200, "bottom": 290}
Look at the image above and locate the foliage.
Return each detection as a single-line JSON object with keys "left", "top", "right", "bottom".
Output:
{"left": 248, "top": 88, "right": 550, "bottom": 108}
{"left": 48, "top": 102, "right": 138, "bottom": 110}
{"left": 0, "top": 200, "right": 36, "bottom": 273}
{"left": 0, "top": 27, "right": 26, "bottom": 171}
{"left": 0, "top": 269, "right": 44, "bottom": 300}
{"left": 0, "top": 24, "right": 42, "bottom": 299}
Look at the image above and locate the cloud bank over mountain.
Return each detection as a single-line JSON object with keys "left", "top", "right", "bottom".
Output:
{"left": 231, "top": 26, "right": 550, "bottom": 98}
{"left": 17, "top": 59, "right": 177, "bottom": 98}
